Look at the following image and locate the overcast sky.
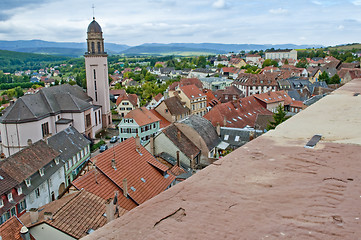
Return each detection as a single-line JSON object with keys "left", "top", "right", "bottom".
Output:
{"left": 0, "top": 0, "right": 360, "bottom": 46}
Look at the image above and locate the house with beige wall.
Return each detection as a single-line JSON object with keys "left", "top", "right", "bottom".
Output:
{"left": 154, "top": 96, "right": 190, "bottom": 122}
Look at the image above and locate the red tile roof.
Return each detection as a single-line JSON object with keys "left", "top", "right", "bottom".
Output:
{"left": 235, "top": 73, "right": 279, "bottom": 87}
{"left": 203, "top": 89, "right": 220, "bottom": 107}
{"left": 169, "top": 165, "right": 187, "bottom": 176}
{"left": 89, "top": 137, "right": 175, "bottom": 205}
{"left": 0, "top": 216, "right": 35, "bottom": 240}
{"left": 221, "top": 67, "right": 240, "bottom": 74}
{"left": 21, "top": 190, "right": 114, "bottom": 239}
{"left": 253, "top": 90, "right": 292, "bottom": 105}
{"left": 149, "top": 109, "right": 171, "bottom": 129}
{"left": 204, "top": 96, "right": 272, "bottom": 128}
{"left": 180, "top": 78, "right": 203, "bottom": 89}
{"left": 115, "top": 93, "right": 138, "bottom": 106}
{"left": 179, "top": 84, "right": 206, "bottom": 100}
{"left": 72, "top": 169, "right": 137, "bottom": 211}
{"left": 124, "top": 107, "right": 160, "bottom": 127}
{"left": 154, "top": 93, "right": 163, "bottom": 102}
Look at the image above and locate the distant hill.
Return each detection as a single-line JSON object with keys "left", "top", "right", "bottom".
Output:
{"left": 0, "top": 49, "right": 69, "bottom": 73}
{"left": 0, "top": 40, "right": 130, "bottom": 57}
{"left": 328, "top": 43, "right": 361, "bottom": 51}
{"left": 120, "top": 43, "right": 323, "bottom": 56}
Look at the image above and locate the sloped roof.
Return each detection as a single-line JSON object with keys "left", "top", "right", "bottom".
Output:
{"left": 0, "top": 140, "right": 60, "bottom": 182}
{"left": 162, "top": 124, "right": 200, "bottom": 160}
{"left": 235, "top": 73, "right": 279, "bottom": 87}
{"left": 0, "top": 168, "right": 19, "bottom": 196}
{"left": 72, "top": 169, "right": 137, "bottom": 211}
{"left": 179, "top": 84, "right": 205, "bottom": 100}
{"left": 21, "top": 190, "right": 115, "bottom": 239}
{"left": 47, "top": 127, "right": 91, "bottom": 162}
{"left": 163, "top": 96, "right": 190, "bottom": 116}
{"left": 124, "top": 107, "right": 160, "bottom": 127}
{"left": 154, "top": 93, "right": 163, "bottom": 102}
{"left": 115, "top": 93, "right": 138, "bottom": 106}
{"left": 253, "top": 90, "right": 292, "bottom": 105}
{"left": 0, "top": 216, "right": 35, "bottom": 240}
{"left": 89, "top": 137, "right": 174, "bottom": 205}
{"left": 178, "top": 115, "right": 221, "bottom": 151}
{"left": 204, "top": 96, "right": 272, "bottom": 129}
{"left": 1, "top": 84, "right": 92, "bottom": 123}
{"left": 149, "top": 109, "right": 171, "bottom": 129}
{"left": 179, "top": 78, "right": 203, "bottom": 89}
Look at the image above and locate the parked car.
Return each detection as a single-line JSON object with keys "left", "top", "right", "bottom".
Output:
{"left": 110, "top": 136, "right": 118, "bottom": 143}
{"left": 99, "top": 144, "right": 108, "bottom": 153}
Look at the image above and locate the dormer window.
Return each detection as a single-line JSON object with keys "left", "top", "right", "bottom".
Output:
{"left": 25, "top": 179, "right": 31, "bottom": 187}
{"left": 0, "top": 199, "right": 3, "bottom": 208}
{"left": 54, "top": 158, "right": 59, "bottom": 165}
{"left": 18, "top": 187, "right": 22, "bottom": 195}
{"left": 7, "top": 193, "right": 13, "bottom": 202}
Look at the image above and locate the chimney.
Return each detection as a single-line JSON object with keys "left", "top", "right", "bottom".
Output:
{"left": 27, "top": 139, "right": 32, "bottom": 146}
{"left": 44, "top": 212, "right": 53, "bottom": 221}
{"left": 20, "top": 226, "right": 31, "bottom": 240}
{"left": 190, "top": 154, "right": 194, "bottom": 169}
{"left": 216, "top": 123, "right": 221, "bottom": 136}
{"left": 29, "top": 208, "right": 39, "bottom": 224}
{"left": 111, "top": 159, "right": 117, "bottom": 170}
{"left": 135, "top": 135, "right": 141, "bottom": 150}
{"left": 9, "top": 100, "right": 15, "bottom": 106}
{"left": 105, "top": 198, "right": 115, "bottom": 223}
{"left": 150, "top": 136, "right": 155, "bottom": 155}
{"left": 176, "top": 151, "right": 180, "bottom": 167}
{"left": 223, "top": 116, "right": 226, "bottom": 127}
{"left": 267, "top": 91, "right": 271, "bottom": 96}
{"left": 177, "top": 130, "right": 181, "bottom": 142}
{"left": 122, "top": 178, "right": 128, "bottom": 197}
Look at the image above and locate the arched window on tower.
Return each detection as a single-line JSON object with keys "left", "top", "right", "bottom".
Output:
{"left": 91, "top": 42, "right": 95, "bottom": 53}
{"left": 97, "top": 42, "right": 101, "bottom": 53}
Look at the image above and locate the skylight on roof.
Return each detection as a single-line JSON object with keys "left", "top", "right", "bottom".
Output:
{"left": 248, "top": 113, "right": 252, "bottom": 116}
{"left": 130, "top": 186, "right": 136, "bottom": 191}
{"left": 141, "top": 178, "right": 146, "bottom": 183}
{"left": 238, "top": 116, "right": 242, "bottom": 120}
{"left": 227, "top": 120, "right": 232, "bottom": 123}
{"left": 232, "top": 118, "right": 237, "bottom": 121}
{"left": 0, "top": 175, "right": 3, "bottom": 180}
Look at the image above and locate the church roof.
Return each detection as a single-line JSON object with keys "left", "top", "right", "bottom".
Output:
{"left": 87, "top": 18, "right": 102, "bottom": 33}
{"left": 1, "top": 84, "right": 93, "bottom": 123}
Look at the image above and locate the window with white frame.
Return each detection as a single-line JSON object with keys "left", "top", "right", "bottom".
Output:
{"left": 0, "top": 199, "right": 3, "bottom": 208}
{"left": 25, "top": 179, "right": 31, "bottom": 187}
{"left": 224, "top": 135, "right": 229, "bottom": 140}
{"left": 54, "top": 158, "right": 59, "bottom": 165}
{"left": 7, "top": 193, "right": 13, "bottom": 202}
{"left": 17, "top": 187, "right": 22, "bottom": 195}
{"left": 35, "top": 188, "right": 40, "bottom": 198}
{"left": 39, "top": 168, "right": 45, "bottom": 177}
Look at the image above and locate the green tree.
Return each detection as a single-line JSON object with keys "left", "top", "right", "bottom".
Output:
{"left": 296, "top": 58, "right": 308, "bottom": 68}
{"left": 284, "top": 59, "right": 289, "bottom": 65}
{"left": 329, "top": 74, "right": 340, "bottom": 84}
{"left": 267, "top": 104, "right": 289, "bottom": 130}
{"left": 262, "top": 59, "right": 278, "bottom": 68}
{"left": 318, "top": 71, "right": 330, "bottom": 82}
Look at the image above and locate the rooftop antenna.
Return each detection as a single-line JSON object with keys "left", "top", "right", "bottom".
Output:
{"left": 92, "top": 4, "right": 95, "bottom": 20}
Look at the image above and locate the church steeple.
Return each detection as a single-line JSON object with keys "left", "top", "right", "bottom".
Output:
{"left": 86, "top": 18, "right": 106, "bottom": 55}
{"left": 84, "top": 18, "right": 111, "bottom": 128}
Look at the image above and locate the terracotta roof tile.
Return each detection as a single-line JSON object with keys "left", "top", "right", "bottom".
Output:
{"left": 179, "top": 84, "right": 206, "bottom": 100}
{"left": 163, "top": 96, "right": 190, "bottom": 116}
{"left": 169, "top": 165, "right": 187, "bottom": 176}
{"left": 253, "top": 90, "right": 292, "bottom": 105}
{"left": 204, "top": 96, "right": 272, "bottom": 128}
{"left": 124, "top": 107, "right": 160, "bottom": 127}
{"left": 180, "top": 78, "right": 203, "bottom": 89}
{"left": 0, "top": 168, "right": 19, "bottom": 195}
{"left": 149, "top": 109, "right": 171, "bottom": 129}
{"left": 72, "top": 169, "right": 137, "bottom": 211}
{"left": 154, "top": 93, "right": 163, "bottom": 102}
{"left": 0, "top": 216, "right": 35, "bottom": 240}
{"left": 0, "top": 140, "right": 60, "bottom": 182}
{"left": 89, "top": 137, "right": 174, "bottom": 205}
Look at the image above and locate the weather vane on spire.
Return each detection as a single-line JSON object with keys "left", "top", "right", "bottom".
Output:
{"left": 92, "top": 4, "right": 95, "bottom": 20}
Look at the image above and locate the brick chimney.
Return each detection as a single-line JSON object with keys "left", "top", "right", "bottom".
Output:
{"left": 29, "top": 208, "right": 39, "bottom": 224}
{"left": 123, "top": 178, "right": 128, "bottom": 197}
{"left": 105, "top": 198, "right": 115, "bottom": 223}
{"left": 190, "top": 154, "right": 194, "bottom": 169}
{"left": 150, "top": 136, "right": 155, "bottom": 155}
{"left": 176, "top": 151, "right": 180, "bottom": 167}
{"left": 177, "top": 130, "right": 181, "bottom": 142}
{"left": 135, "top": 135, "right": 141, "bottom": 150}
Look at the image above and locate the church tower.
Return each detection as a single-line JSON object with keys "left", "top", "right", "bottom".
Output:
{"left": 85, "top": 18, "right": 111, "bottom": 128}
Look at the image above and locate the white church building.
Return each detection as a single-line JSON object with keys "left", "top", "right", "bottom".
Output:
{"left": 0, "top": 18, "right": 111, "bottom": 157}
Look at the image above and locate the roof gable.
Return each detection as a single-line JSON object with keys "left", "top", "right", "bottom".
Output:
{"left": 124, "top": 107, "right": 160, "bottom": 126}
